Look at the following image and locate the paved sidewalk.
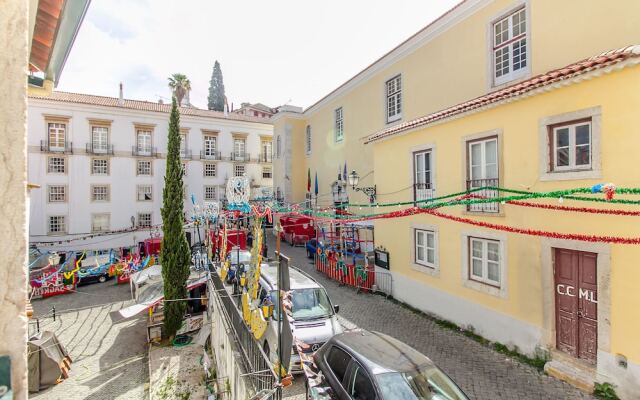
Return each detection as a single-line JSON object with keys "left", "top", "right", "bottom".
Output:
{"left": 268, "top": 235, "right": 593, "bottom": 400}
{"left": 30, "top": 282, "right": 148, "bottom": 400}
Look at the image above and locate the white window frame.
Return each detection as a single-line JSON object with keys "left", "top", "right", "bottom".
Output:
{"left": 179, "top": 132, "right": 188, "bottom": 155}
{"left": 91, "top": 185, "right": 110, "bottom": 202}
{"left": 468, "top": 237, "right": 501, "bottom": 287}
{"left": 335, "top": 107, "right": 344, "bottom": 142}
{"left": 136, "top": 129, "right": 152, "bottom": 155}
{"left": 305, "top": 125, "right": 312, "bottom": 155}
{"left": 91, "top": 213, "right": 110, "bottom": 232}
{"left": 551, "top": 121, "right": 592, "bottom": 172}
{"left": 204, "top": 163, "right": 216, "bottom": 177}
{"left": 137, "top": 213, "right": 152, "bottom": 228}
{"left": 262, "top": 141, "right": 272, "bottom": 161}
{"left": 137, "top": 160, "right": 152, "bottom": 176}
{"left": 91, "top": 158, "right": 109, "bottom": 175}
{"left": 48, "top": 185, "right": 66, "bottom": 203}
{"left": 491, "top": 6, "right": 528, "bottom": 86}
{"left": 48, "top": 215, "right": 67, "bottom": 234}
{"left": 413, "top": 149, "right": 434, "bottom": 202}
{"left": 137, "top": 185, "right": 153, "bottom": 201}
{"left": 92, "top": 126, "right": 109, "bottom": 153}
{"left": 467, "top": 136, "right": 499, "bottom": 213}
{"left": 234, "top": 164, "right": 245, "bottom": 177}
{"left": 262, "top": 166, "right": 272, "bottom": 179}
{"left": 386, "top": 75, "right": 402, "bottom": 123}
{"left": 461, "top": 230, "right": 507, "bottom": 298}
{"left": 204, "top": 185, "right": 217, "bottom": 201}
{"left": 48, "top": 122, "right": 66, "bottom": 151}
{"left": 47, "top": 156, "right": 65, "bottom": 174}
{"left": 203, "top": 135, "right": 217, "bottom": 156}
{"left": 414, "top": 229, "right": 436, "bottom": 268}
{"left": 233, "top": 138, "right": 246, "bottom": 158}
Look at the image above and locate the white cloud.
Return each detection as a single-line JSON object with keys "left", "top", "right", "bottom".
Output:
{"left": 58, "top": 0, "right": 460, "bottom": 109}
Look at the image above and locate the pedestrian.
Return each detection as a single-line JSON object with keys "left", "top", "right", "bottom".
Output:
{"left": 247, "top": 231, "right": 254, "bottom": 248}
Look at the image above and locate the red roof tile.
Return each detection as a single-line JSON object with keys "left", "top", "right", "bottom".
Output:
{"left": 365, "top": 45, "right": 640, "bottom": 144}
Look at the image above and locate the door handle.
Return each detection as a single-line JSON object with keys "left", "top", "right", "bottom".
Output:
{"left": 576, "top": 310, "right": 584, "bottom": 318}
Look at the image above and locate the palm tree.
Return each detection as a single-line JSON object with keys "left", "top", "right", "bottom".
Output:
{"left": 168, "top": 73, "right": 191, "bottom": 106}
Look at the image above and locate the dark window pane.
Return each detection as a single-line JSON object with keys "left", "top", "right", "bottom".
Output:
{"left": 350, "top": 365, "right": 376, "bottom": 400}
{"left": 576, "top": 124, "right": 590, "bottom": 145}
{"left": 556, "top": 148, "right": 569, "bottom": 167}
{"left": 576, "top": 145, "right": 590, "bottom": 166}
{"left": 327, "top": 347, "right": 351, "bottom": 383}
{"left": 556, "top": 129, "right": 569, "bottom": 147}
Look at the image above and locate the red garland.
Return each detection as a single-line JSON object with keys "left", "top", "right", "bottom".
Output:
{"left": 506, "top": 200, "right": 640, "bottom": 216}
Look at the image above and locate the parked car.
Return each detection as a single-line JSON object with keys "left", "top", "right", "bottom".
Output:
{"left": 258, "top": 263, "right": 343, "bottom": 374}
{"left": 305, "top": 239, "right": 324, "bottom": 258}
{"left": 311, "top": 330, "right": 469, "bottom": 400}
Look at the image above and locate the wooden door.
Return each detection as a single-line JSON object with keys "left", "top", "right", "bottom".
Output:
{"left": 554, "top": 248, "right": 598, "bottom": 363}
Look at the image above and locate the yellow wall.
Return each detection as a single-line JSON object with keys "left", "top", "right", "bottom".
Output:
{"left": 371, "top": 66, "right": 640, "bottom": 362}
{"left": 284, "top": 0, "right": 640, "bottom": 208}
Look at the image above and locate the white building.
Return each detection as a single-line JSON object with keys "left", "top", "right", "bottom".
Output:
{"left": 28, "top": 91, "right": 274, "bottom": 251}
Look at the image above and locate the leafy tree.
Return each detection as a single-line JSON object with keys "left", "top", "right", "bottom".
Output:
{"left": 160, "top": 97, "right": 191, "bottom": 337}
{"left": 168, "top": 73, "right": 191, "bottom": 106}
{"left": 207, "top": 61, "right": 226, "bottom": 111}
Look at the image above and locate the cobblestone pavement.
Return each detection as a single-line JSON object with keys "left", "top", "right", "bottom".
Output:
{"left": 30, "top": 281, "right": 148, "bottom": 400}
{"left": 268, "top": 235, "right": 594, "bottom": 400}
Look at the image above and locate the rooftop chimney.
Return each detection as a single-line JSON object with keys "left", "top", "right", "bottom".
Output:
{"left": 118, "top": 82, "right": 124, "bottom": 106}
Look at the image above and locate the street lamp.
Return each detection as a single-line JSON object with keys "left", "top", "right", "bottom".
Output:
{"left": 348, "top": 170, "right": 376, "bottom": 203}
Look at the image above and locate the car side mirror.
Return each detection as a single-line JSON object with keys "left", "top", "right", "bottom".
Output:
{"left": 334, "top": 305, "right": 340, "bottom": 314}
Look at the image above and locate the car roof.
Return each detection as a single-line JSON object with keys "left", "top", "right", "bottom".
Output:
{"left": 330, "top": 330, "right": 435, "bottom": 375}
{"left": 260, "top": 263, "right": 321, "bottom": 290}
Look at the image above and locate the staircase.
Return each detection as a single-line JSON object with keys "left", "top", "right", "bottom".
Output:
{"left": 544, "top": 349, "right": 596, "bottom": 393}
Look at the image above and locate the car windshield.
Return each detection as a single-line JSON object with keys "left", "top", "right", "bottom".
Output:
{"left": 376, "top": 365, "right": 467, "bottom": 400}
{"left": 270, "top": 288, "right": 333, "bottom": 321}
{"left": 229, "top": 251, "right": 252, "bottom": 265}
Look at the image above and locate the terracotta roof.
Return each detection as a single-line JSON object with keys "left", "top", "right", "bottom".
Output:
{"left": 365, "top": 45, "right": 640, "bottom": 144}
{"left": 29, "top": 91, "right": 272, "bottom": 124}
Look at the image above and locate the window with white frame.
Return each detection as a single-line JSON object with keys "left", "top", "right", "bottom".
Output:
{"left": 234, "top": 164, "right": 245, "bottom": 177}
{"left": 137, "top": 213, "right": 152, "bottom": 228}
{"left": 204, "top": 163, "right": 216, "bottom": 177}
{"left": 48, "top": 215, "right": 66, "bottom": 234}
{"left": 137, "top": 185, "right": 152, "bottom": 201}
{"left": 137, "top": 160, "right": 151, "bottom": 176}
{"left": 47, "top": 157, "right": 65, "bottom": 173}
{"left": 92, "top": 185, "right": 109, "bottom": 202}
{"left": 48, "top": 185, "right": 66, "bottom": 202}
{"left": 276, "top": 136, "right": 281, "bottom": 159}
{"left": 92, "top": 126, "right": 109, "bottom": 153}
{"left": 92, "top": 213, "right": 110, "bottom": 232}
{"left": 467, "top": 137, "right": 499, "bottom": 212}
{"left": 91, "top": 158, "right": 108, "bottom": 175}
{"left": 233, "top": 138, "right": 246, "bottom": 159}
{"left": 48, "top": 123, "right": 66, "bottom": 151}
{"left": 179, "top": 133, "right": 187, "bottom": 155}
{"left": 469, "top": 237, "right": 501, "bottom": 286}
{"left": 335, "top": 107, "right": 344, "bottom": 142}
{"left": 136, "top": 129, "right": 152, "bottom": 155}
{"left": 386, "top": 75, "right": 402, "bottom": 122}
{"left": 551, "top": 120, "right": 592, "bottom": 171}
{"left": 204, "top": 185, "right": 217, "bottom": 201}
{"left": 182, "top": 162, "right": 188, "bottom": 176}
{"left": 492, "top": 7, "right": 527, "bottom": 85}
{"left": 262, "top": 166, "right": 272, "bottom": 179}
{"left": 305, "top": 125, "right": 312, "bottom": 154}
{"left": 413, "top": 150, "right": 434, "bottom": 202}
{"left": 203, "top": 135, "right": 217, "bottom": 156}
{"left": 414, "top": 229, "right": 436, "bottom": 268}
{"left": 261, "top": 141, "right": 272, "bottom": 161}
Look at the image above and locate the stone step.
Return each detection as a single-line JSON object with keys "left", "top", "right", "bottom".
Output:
{"left": 545, "top": 359, "right": 595, "bottom": 393}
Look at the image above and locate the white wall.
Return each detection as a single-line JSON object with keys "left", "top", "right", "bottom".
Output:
{"left": 28, "top": 98, "right": 273, "bottom": 251}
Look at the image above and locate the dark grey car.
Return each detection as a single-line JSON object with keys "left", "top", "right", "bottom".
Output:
{"left": 311, "top": 330, "right": 469, "bottom": 400}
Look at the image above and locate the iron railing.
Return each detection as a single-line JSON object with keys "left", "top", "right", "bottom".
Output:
{"left": 209, "top": 271, "right": 281, "bottom": 399}
{"left": 200, "top": 150, "right": 222, "bottom": 161}
{"left": 85, "top": 143, "right": 114, "bottom": 155}
{"left": 259, "top": 153, "right": 273, "bottom": 163}
{"left": 180, "top": 149, "right": 193, "bottom": 159}
{"left": 40, "top": 140, "right": 73, "bottom": 154}
{"left": 131, "top": 146, "right": 158, "bottom": 157}
{"left": 413, "top": 182, "right": 435, "bottom": 204}
{"left": 230, "top": 152, "right": 250, "bottom": 162}
{"left": 466, "top": 178, "right": 500, "bottom": 212}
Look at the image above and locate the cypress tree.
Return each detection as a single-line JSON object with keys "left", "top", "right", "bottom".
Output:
{"left": 160, "top": 97, "right": 191, "bottom": 338}
{"left": 207, "top": 60, "right": 226, "bottom": 111}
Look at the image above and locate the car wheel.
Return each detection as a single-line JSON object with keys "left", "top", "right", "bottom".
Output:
{"left": 98, "top": 275, "right": 107, "bottom": 283}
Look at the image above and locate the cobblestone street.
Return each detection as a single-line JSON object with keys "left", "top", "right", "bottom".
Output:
{"left": 268, "top": 235, "right": 594, "bottom": 400}
{"left": 30, "top": 282, "right": 148, "bottom": 400}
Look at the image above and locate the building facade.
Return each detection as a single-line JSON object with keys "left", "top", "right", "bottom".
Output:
{"left": 28, "top": 91, "right": 274, "bottom": 251}
{"left": 233, "top": 102, "right": 275, "bottom": 119}
{"left": 272, "top": 0, "right": 640, "bottom": 397}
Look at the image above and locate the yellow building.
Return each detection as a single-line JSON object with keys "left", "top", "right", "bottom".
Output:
{"left": 272, "top": 0, "right": 640, "bottom": 396}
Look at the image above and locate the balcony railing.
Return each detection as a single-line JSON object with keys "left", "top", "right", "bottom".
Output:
{"left": 199, "top": 150, "right": 221, "bottom": 161}
{"left": 86, "top": 143, "right": 114, "bottom": 155}
{"left": 131, "top": 146, "right": 157, "bottom": 157}
{"left": 230, "top": 152, "right": 249, "bottom": 162}
{"left": 466, "top": 178, "right": 500, "bottom": 213}
{"left": 414, "top": 182, "right": 435, "bottom": 204}
{"left": 259, "top": 153, "right": 273, "bottom": 163}
{"left": 40, "top": 140, "right": 72, "bottom": 154}
{"left": 180, "top": 149, "right": 192, "bottom": 159}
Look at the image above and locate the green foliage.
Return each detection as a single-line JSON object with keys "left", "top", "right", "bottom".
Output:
{"left": 208, "top": 61, "right": 226, "bottom": 111}
{"left": 594, "top": 382, "right": 620, "bottom": 400}
{"left": 168, "top": 73, "right": 191, "bottom": 106}
{"left": 161, "top": 98, "right": 191, "bottom": 338}
{"left": 492, "top": 343, "right": 547, "bottom": 371}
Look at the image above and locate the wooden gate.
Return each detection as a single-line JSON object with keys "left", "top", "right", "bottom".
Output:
{"left": 554, "top": 248, "right": 598, "bottom": 363}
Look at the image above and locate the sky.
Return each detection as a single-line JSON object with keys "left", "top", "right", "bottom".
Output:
{"left": 58, "top": 0, "right": 461, "bottom": 110}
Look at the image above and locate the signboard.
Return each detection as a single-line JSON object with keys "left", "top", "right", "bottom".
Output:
{"left": 374, "top": 249, "right": 390, "bottom": 270}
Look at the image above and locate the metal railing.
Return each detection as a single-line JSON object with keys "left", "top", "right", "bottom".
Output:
{"left": 180, "top": 149, "right": 193, "bottom": 159}
{"left": 40, "top": 140, "right": 73, "bottom": 154}
{"left": 414, "top": 182, "right": 435, "bottom": 204}
{"left": 131, "top": 146, "right": 158, "bottom": 157}
{"left": 259, "top": 153, "right": 273, "bottom": 163}
{"left": 200, "top": 150, "right": 222, "bottom": 161}
{"left": 365, "top": 268, "right": 393, "bottom": 298}
{"left": 466, "top": 178, "right": 500, "bottom": 212}
{"left": 209, "top": 271, "right": 281, "bottom": 399}
{"left": 85, "top": 143, "right": 114, "bottom": 155}
{"left": 230, "top": 152, "right": 250, "bottom": 162}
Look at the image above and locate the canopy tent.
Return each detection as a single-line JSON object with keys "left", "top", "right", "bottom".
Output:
{"left": 28, "top": 331, "right": 71, "bottom": 392}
